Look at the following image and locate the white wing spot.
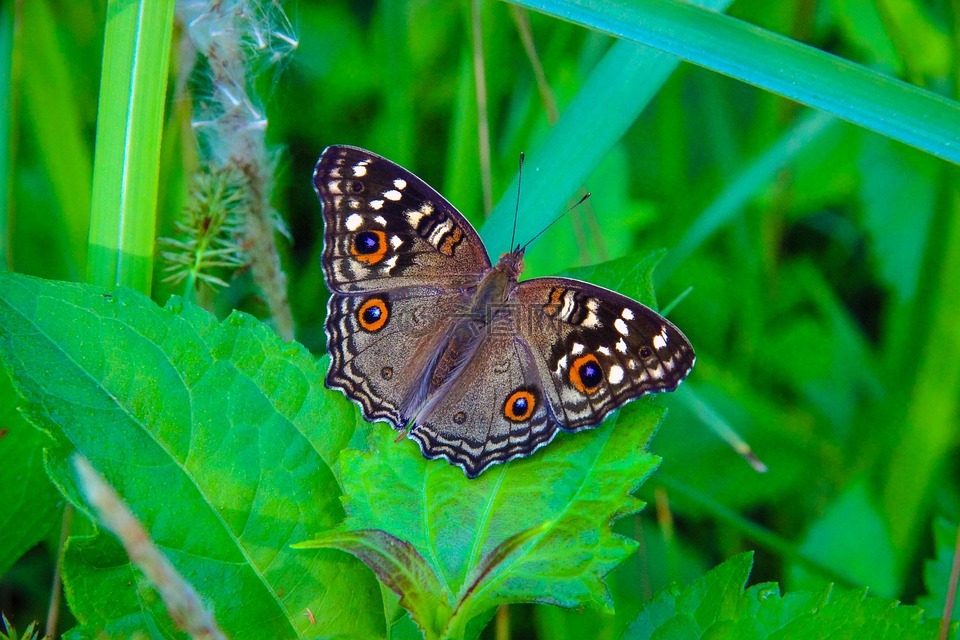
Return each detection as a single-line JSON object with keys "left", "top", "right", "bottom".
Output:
{"left": 384, "top": 189, "right": 402, "bottom": 201}
{"left": 384, "top": 255, "right": 398, "bottom": 270}
{"left": 621, "top": 308, "right": 635, "bottom": 320}
{"left": 597, "top": 346, "right": 611, "bottom": 356}
{"left": 429, "top": 219, "right": 453, "bottom": 246}
{"left": 348, "top": 198, "right": 360, "bottom": 209}
{"left": 587, "top": 298, "right": 599, "bottom": 311}
{"left": 571, "top": 342, "right": 585, "bottom": 355}
{"left": 345, "top": 214, "right": 363, "bottom": 231}
{"left": 555, "top": 355, "right": 568, "bottom": 374}
{"left": 370, "top": 199, "right": 384, "bottom": 210}
{"left": 653, "top": 332, "right": 668, "bottom": 350}
{"left": 616, "top": 338, "right": 628, "bottom": 354}
{"left": 406, "top": 209, "right": 424, "bottom": 227}
{"left": 627, "top": 359, "right": 637, "bottom": 370}
{"left": 352, "top": 163, "right": 368, "bottom": 177}
{"left": 582, "top": 312, "right": 600, "bottom": 328}
{"left": 608, "top": 365, "right": 624, "bottom": 385}
{"left": 327, "top": 181, "right": 342, "bottom": 195}
{"left": 374, "top": 215, "right": 387, "bottom": 226}
{"left": 390, "top": 235, "right": 403, "bottom": 249}
{"left": 614, "top": 318, "right": 629, "bottom": 336}
{"left": 560, "top": 291, "right": 576, "bottom": 321}
{"left": 393, "top": 178, "right": 407, "bottom": 190}
{"left": 329, "top": 167, "right": 341, "bottom": 178}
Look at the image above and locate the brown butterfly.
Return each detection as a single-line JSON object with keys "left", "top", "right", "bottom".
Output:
{"left": 314, "top": 145, "right": 694, "bottom": 477}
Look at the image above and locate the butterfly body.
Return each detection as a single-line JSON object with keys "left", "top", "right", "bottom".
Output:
{"left": 314, "top": 145, "right": 694, "bottom": 477}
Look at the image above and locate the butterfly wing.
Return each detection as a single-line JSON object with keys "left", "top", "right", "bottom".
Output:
{"left": 314, "top": 145, "right": 491, "bottom": 294}
{"left": 408, "top": 331, "right": 559, "bottom": 478}
{"left": 325, "top": 288, "right": 469, "bottom": 429}
{"left": 516, "top": 278, "right": 695, "bottom": 432}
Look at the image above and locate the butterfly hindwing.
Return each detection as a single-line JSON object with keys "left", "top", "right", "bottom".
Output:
{"left": 314, "top": 145, "right": 491, "bottom": 294}
{"left": 516, "top": 278, "right": 695, "bottom": 431}
{"left": 409, "top": 332, "right": 559, "bottom": 478}
{"left": 325, "top": 287, "right": 468, "bottom": 429}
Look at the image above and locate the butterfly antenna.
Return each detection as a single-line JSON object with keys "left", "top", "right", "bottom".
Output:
{"left": 510, "top": 152, "right": 524, "bottom": 251}
{"left": 521, "top": 192, "right": 591, "bottom": 251}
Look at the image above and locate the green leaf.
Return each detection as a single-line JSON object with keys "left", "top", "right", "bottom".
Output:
{"left": 329, "top": 398, "right": 660, "bottom": 638}
{"left": 0, "top": 273, "right": 383, "bottom": 638}
{"left": 0, "top": 367, "right": 60, "bottom": 577}
{"left": 919, "top": 519, "right": 960, "bottom": 622}
{"left": 625, "top": 553, "right": 950, "bottom": 639}
{"left": 788, "top": 479, "right": 897, "bottom": 598}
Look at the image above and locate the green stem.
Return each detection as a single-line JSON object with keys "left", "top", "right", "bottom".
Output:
{"left": 87, "top": 0, "right": 175, "bottom": 294}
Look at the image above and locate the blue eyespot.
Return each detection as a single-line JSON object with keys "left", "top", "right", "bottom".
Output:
{"left": 579, "top": 362, "right": 602, "bottom": 387}
{"left": 362, "top": 305, "right": 381, "bottom": 323}
{"left": 354, "top": 231, "right": 380, "bottom": 254}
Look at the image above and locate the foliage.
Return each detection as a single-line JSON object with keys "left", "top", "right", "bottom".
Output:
{"left": 3, "top": 0, "right": 960, "bottom": 637}
{"left": 627, "top": 553, "right": 951, "bottom": 639}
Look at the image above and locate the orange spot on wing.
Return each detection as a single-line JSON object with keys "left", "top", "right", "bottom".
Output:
{"left": 545, "top": 287, "right": 564, "bottom": 317}
{"left": 504, "top": 389, "right": 536, "bottom": 422}
{"left": 350, "top": 230, "right": 388, "bottom": 265}
{"left": 438, "top": 226, "right": 463, "bottom": 256}
{"left": 357, "top": 298, "right": 389, "bottom": 332}
{"left": 569, "top": 354, "right": 602, "bottom": 395}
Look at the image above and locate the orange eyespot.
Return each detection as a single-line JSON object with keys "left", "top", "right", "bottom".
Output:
{"left": 504, "top": 389, "right": 536, "bottom": 422}
{"left": 357, "top": 298, "right": 389, "bottom": 332}
{"left": 570, "top": 354, "right": 603, "bottom": 395}
{"left": 350, "top": 230, "right": 388, "bottom": 265}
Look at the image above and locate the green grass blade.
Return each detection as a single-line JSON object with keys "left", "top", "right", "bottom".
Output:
{"left": 509, "top": 0, "right": 960, "bottom": 166}
{"left": 882, "top": 181, "right": 960, "bottom": 562}
{"left": 87, "top": 0, "right": 175, "bottom": 293}
{"left": 21, "top": 0, "right": 93, "bottom": 275}
{"left": 482, "top": 0, "right": 735, "bottom": 256}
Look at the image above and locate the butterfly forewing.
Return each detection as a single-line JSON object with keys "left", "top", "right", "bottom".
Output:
{"left": 314, "top": 146, "right": 490, "bottom": 294}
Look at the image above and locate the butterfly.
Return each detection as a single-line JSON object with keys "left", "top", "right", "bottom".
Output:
{"left": 313, "top": 145, "right": 695, "bottom": 478}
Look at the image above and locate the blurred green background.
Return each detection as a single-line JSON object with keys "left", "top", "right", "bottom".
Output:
{"left": 2, "top": 0, "right": 960, "bottom": 636}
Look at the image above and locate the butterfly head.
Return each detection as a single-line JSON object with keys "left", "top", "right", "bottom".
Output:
{"left": 495, "top": 246, "right": 526, "bottom": 281}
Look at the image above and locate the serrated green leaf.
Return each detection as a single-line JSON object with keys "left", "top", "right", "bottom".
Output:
{"left": 0, "top": 273, "right": 383, "bottom": 638}
{"left": 326, "top": 391, "right": 662, "bottom": 637}
{"left": 625, "top": 553, "right": 950, "bottom": 639}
